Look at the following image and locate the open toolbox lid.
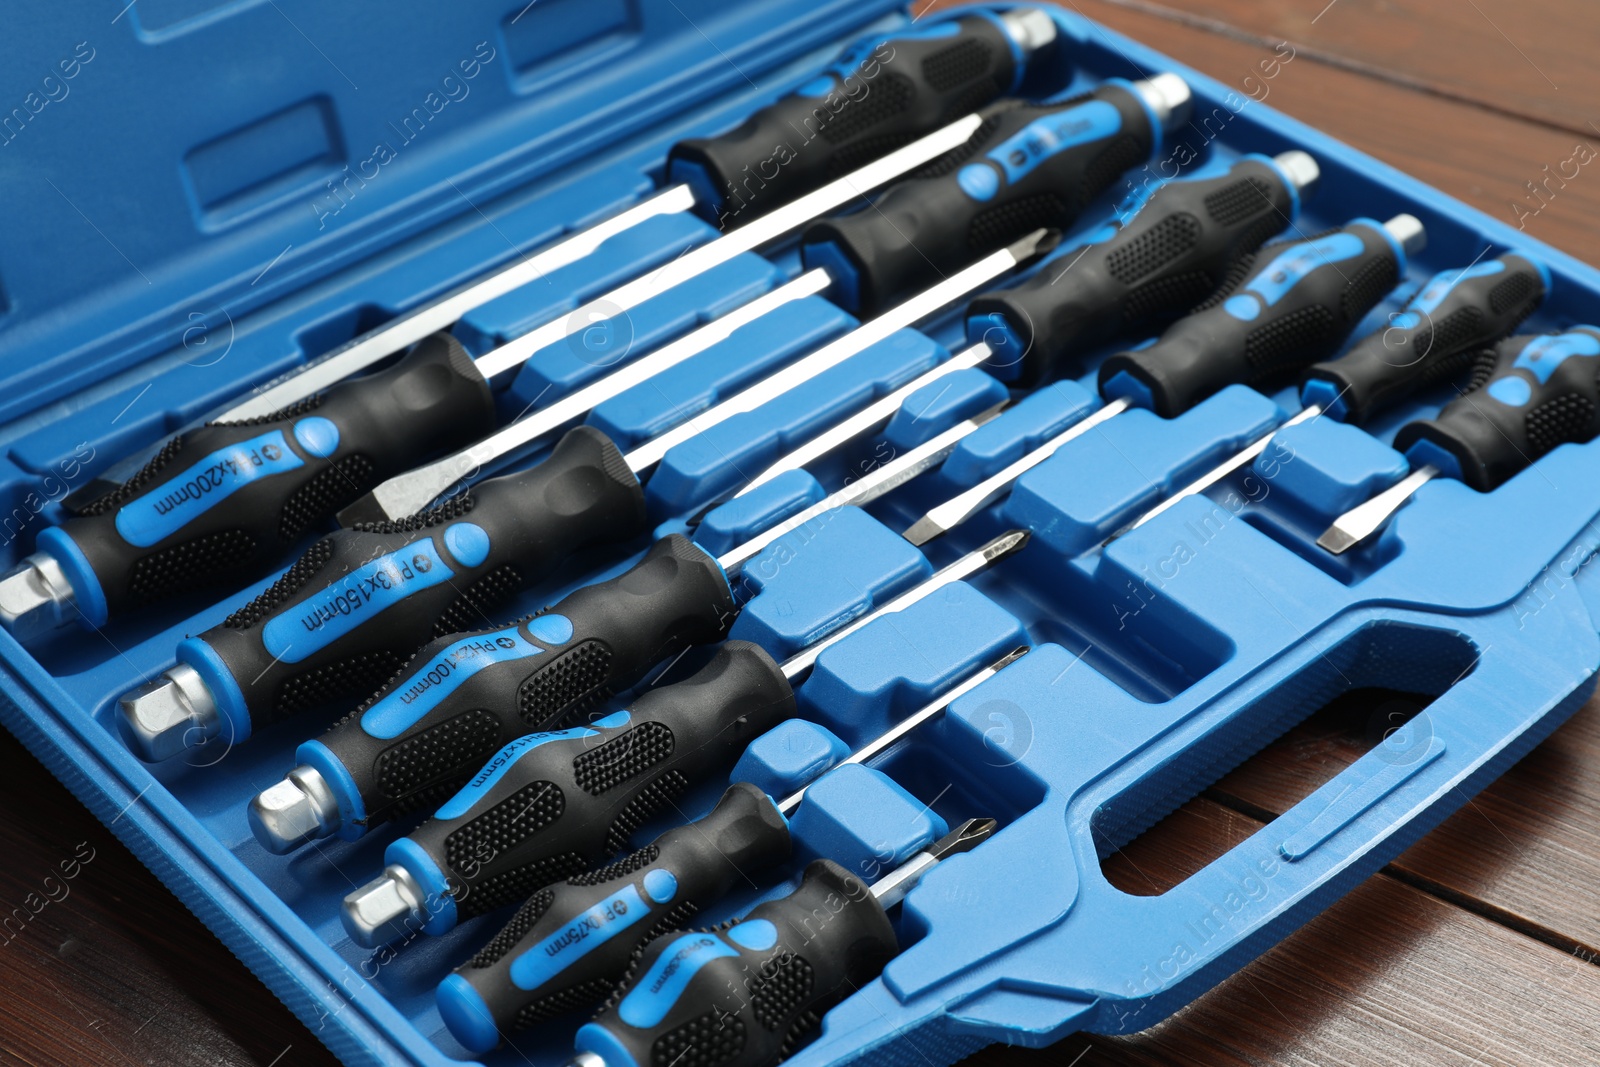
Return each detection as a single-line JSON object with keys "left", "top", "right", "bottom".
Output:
{"left": 4, "top": 3, "right": 1600, "bottom": 1067}
{"left": 0, "top": 0, "right": 947, "bottom": 426}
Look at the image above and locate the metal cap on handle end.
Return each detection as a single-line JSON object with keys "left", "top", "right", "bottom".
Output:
{"left": 343, "top": 866, "right": 429, "bottom": 949}
{"left": 0, "top": 553, "right": 78, "bottom": 643}
{"left": 249, "top": 766, "right": 340, "bottom": 854}
{"left": 1272, "top": 150, "right": 1321, "bottom": 197}
{"left": 1383, "top": 213, "right": 1427, "bottom": 257}
{"left": 998, "top": 7, "right": 1059, "bottom": 57}
{"left": 116, "top": 663, "right": 221, "bottom": 762}
{"left": 1134, "top": 73, "right": 1192, "bottom": 131}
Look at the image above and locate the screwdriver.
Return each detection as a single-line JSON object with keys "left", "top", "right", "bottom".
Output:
{"left": 1123, "top": 253, "right": 1549, "bottom": 533}
{"left": 902, "top": 213, "right": 1427, "bottom": 545}
{"left": 115, "top": 234, "right": 1050, "bottom": 763}
{"left": 0, "top": 88, "right": 1015, "bottom": 644}
{"left": 801, "top": 74, "right": 1194, "bottom": 314}
{"left": 249, "top": 527, "right": 1027, "bottom": 856}
{"left": 569, "top": 818, "right": 1000, "bottom": 1067}
{"left": 339, "top": 645, "right": 1024, "bottom": 947}
{"left": 731, "top": 150, "right": 1322, "bottom": 499}
{"left": 62, "top": 11, "right": 1058, "bottom": 501}
{"left": 1318, "top": 325, "right": 1600, "bottom": 553}
{"left": 344, "top": 73, "right": 1201, "bottom": 524}
{"left": 436, "top": 785, "right": 993, "bottom": 1054}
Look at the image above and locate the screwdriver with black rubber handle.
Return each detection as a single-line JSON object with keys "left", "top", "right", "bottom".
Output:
{"left": 1122, "top": 253, "right": 1549, "bottom": 534}
{"left": 328, "top": 583, "right": 1028, "bottom": 949}
{"left": 903, "top": 213, "right": 1426, "bottom": 545}
{"left": 249, "top": 529, "right": 1026, "bottom": 855}
{"left": 965, "top": 150, "right": 1319, "bottom": 385}
{"left": 1318, "top": 325, "right": 1600, "bottom": 553}
{"left": 114, "top": 235, "right": 1051, "bottom": 763}
{"left": 0, "top": 68, "right": 1031, "bottom": 645}
{"left": 733, "top": 151, "right": 1322, "bottom": 497}
{"left": 436, "top": 782, "right": 793, "bottom": 1052}
{"left": 64, "top": 10, "right": 1056, "bottom": 465}
{"left": 669, "top": 10, "right": 1059, "bottom": 228}
{"left": 801, "top": 73, "right": 1193, "bottom": 314}
{"left": 569, "top": 818, "right": 999, "bottom": 1067}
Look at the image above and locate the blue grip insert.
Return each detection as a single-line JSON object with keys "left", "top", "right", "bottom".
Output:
{"left": 1252, "top": 417, "right": 1408, "bottom": 524}
{"left": 504, "top": 251, "right": 782, "bottom": 410}
{"left": 799, "top": 580, "right": 1028, "bottom": 746}
{"left": 1005, "top": 385, "right": 1283, "bottom": 556}
{"left": 787, "top": 763, "right": 948, "bottom": 876}
{"left": 588, "top": 295, "right": 857, "bottom": 449}
{"left": 645, "top": 328, "right": 948, "bottom": 518}
{"left": 692, "top": 469, "right": 825, "bottom": 558}
{"left": 732, "top": 506, "right": 931, "bottom": 659}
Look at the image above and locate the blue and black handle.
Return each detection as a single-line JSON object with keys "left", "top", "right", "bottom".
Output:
{"left": 669, "top": 12, "right": 1051, "bottom": 228}
{"left": 966, "top": 152, "right": 1315, "bottom": 385}
{"left": 1098, "top": 215, "right": 1422, "bottom": 418}
{"left": 1300, "top": 253, "right": 1550, "bottom": 425}
{"left": 802, "top": 75, "right": 1188, "bottom": 315}
{"left": 574, "top": 859, "right": 898, "bottom": 1067}
{"left": 436, "top": 782, "right": 792, "bottom": 1053}
{"left": 162, "top": 426, "right": 650, "bottom": 753}
{"left": 1396, "top": 327, "right": 1600, "bottom": 490}
{"left": 340, "top": 641, "right": 793, "bottom": 943}
{"left": 36, "top": 334, "right": 493, "bottom": 627}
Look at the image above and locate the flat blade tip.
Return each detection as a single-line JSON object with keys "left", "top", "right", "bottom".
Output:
{"left": 902, "top": 516, "right": 943, "bottom": 547}
{"left": 1315, "top": 526, "right": 1359, "bottom": 554}
{"left": 336, "top": 495, "right": 391, "bottom": 528}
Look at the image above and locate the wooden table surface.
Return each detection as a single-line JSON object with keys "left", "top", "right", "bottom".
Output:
{"left": 6, "top": 1, "right": 1600, "bottom": 1064}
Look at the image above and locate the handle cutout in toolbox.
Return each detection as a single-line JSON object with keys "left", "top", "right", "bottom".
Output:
{"left": 1093, "top": 620, "right": 1479, "bottom": 896}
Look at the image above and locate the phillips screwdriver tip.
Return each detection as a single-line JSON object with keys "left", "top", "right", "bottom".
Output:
{"left": 927, "top": 817, "right": 999, "bottom": 861}
{"left": 983, "top": 528, "right": 1031, "bottom": 560}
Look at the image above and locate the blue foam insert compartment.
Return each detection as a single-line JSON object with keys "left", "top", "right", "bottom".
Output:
{"left": 6, "top": 5, "right": 1600, "bottom": 1067}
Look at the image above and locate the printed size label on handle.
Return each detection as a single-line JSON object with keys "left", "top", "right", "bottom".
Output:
{"left": 958, "top": 99, "right": 1123, "bottom": 201}
{"left": 262, "top": 537, "right": 454, "bottom": 664}
{"left": 115, "top": 431, "right": 304, "bottom": 548}
{"left": 434, "top": 725, "right": 598, "bottom": 820}
{"left": 1223, "top": 231, "right": 1366, "bottom": 321}
{"left": 362, "top": 625, "right": 550, "bottom": 739}
{"left": 510, "top": 883, "right": 654, "bottom": 991}
{"left": 617, "top": 933, "right": 740, "bottom": 1028}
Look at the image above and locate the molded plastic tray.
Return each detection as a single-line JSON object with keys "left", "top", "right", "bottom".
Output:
{"left": 2, "top": 4, "right": 1598, "bottom": 1066}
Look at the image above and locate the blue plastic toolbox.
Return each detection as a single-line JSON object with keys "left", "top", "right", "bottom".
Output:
{"left": 3, "top": 2, "right": 1600, "bottom": 1065}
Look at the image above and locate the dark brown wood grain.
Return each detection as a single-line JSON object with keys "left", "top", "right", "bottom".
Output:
{"left": 966, "top": 799, "right": 1600, "bottom": 1067}
{"left": 1048, "top": 0, "right": 1600, "bottom": 266}
{"left": 1083, "top": 0, "right": 1598, "bottom": 139}
{"left": 0, "top": 728, "right": 339, "bottom": 1067}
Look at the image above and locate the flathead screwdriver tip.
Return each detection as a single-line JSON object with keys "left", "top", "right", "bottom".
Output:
{"left": 901, "top": 515, "right": 946, "bottom": 547}
{"left": 0, "top": 553, "right": 77, "bottom": 642}
{"left": 336, "top": 491, "right": 403, "bottom": 528}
